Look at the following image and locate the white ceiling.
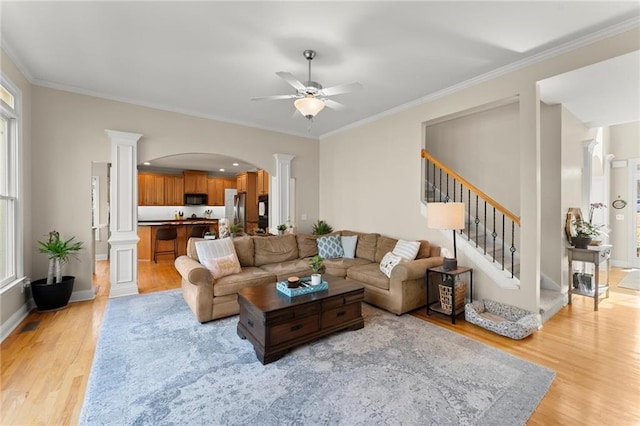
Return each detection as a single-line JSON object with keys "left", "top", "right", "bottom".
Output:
{"left": 1, "top": 1, "right": 639, "bottom": 145}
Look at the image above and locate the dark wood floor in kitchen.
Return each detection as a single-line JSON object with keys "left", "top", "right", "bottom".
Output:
{"left": 1, "top": 259, "right": 638, "bottom": 425}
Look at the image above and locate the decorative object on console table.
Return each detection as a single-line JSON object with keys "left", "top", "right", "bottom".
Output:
{"left": 570, "top": 219, "right": 603, "bottom": 249}
{"left": 426, "top": 266, "right": 472, "bottom": 324}
{"left": 32, "top": 230, "right": 83, "bottom": 311}
{"left": 277, "top": 224, "right": 287, "bottom": 235}
{"left": 228, "top": 222, "right": 242, "bottom": 238}
{"left": 311, "top": 219, "right": 333, "bottom": 235}
{"left": 426, "top": 202, "right": 465, "bottom": 270}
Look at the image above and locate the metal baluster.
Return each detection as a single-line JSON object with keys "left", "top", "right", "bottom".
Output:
{"left": 502, "top": 215, "right": 505, "bottom": 271}
{"left": 474, "top": 195, "right": 479, "bottom": 247}
{"left": 467, "top": 189, "right": 471, "bottom": 241}
{"left": 510, "top": 221, "right": 516, "bottom": 278}
{"left": 483, "top": 201, "right": 487, "bottom": 254}
{"left": 439, "top": 169, "right": 442, "bottom": 202}
{"left": 445, "top": 173, "right": 449, "bottom": 201}
{"left": 491, "top": 209, "right": 497, "bottom": 263}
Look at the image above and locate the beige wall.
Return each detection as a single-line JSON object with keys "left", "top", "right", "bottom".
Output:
{"left": 0, "top": 50, "right": 32, "bottom": 328}
{"left": 609, "top": 121, "right": 640, "bottom": 264}
{"left": 320, "top": 28, "right": 639, "bottom": 313}
{"left": 28, "top": 86, "right": 319, "bottom": 300}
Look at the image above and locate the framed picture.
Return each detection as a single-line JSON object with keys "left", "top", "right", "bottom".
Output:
{"left": 565, "top": 208, "right": 583, "bottom": 242}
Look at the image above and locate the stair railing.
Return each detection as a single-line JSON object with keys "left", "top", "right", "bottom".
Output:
{"left": 422, "top": 149, "right": 521, "bottom": 278}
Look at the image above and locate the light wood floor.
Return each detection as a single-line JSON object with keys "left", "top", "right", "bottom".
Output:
{"left": 1, "top": 261, "right": 639, "bottom": 425}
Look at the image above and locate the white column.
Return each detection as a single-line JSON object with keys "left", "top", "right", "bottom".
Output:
{"left": 106, "top": 130, "right": 142, "bottom": 298}
{"left": 273, "top": 154, "right": 295, "bottom": 229}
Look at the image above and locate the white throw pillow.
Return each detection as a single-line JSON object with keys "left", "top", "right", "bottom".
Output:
{"left": 341, "top": 235, "right": 358, "bottom": 259}
{"left": 195, "top": 238, "right": 241, "bottom": 279}
{"left": 392, "top": 240, "right": 420, "bottom": 261}
{"left": 379, "top": 251, "right": 403, "bottom": 278}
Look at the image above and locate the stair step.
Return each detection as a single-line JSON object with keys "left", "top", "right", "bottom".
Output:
{"left": 539, "top": 289, "right": 566, "bottom": 323}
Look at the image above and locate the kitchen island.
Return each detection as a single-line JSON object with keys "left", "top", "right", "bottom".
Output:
{"left": 138, "top": 219, "right": 219, "bottom": 261}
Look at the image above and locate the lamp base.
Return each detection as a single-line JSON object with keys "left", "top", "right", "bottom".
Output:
{"left": 442, "top": 257, "right": 458, "bottom": 271}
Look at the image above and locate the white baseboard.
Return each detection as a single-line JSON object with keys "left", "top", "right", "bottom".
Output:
{"left": 611, "top": 260, "right": 633, "bottom": 268}
{"left": 95, "top": 254, "right": 108, "bottom": 261}
{"left": 0, "top": 299, "right": 34, "bottom": 343}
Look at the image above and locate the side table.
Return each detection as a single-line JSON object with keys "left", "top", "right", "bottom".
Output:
{"left": 567, "top": 245, "right": 611, "bottom": 311}
{"left": 426, "top": 266, "right": 473, "bottom": 324}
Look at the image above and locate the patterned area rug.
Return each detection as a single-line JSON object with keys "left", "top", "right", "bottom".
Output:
{"left": 619, "top": 270, "right": 640, "bottom": 290}
{"left": 80, "top": 290, "right": 555, "bottom": 425}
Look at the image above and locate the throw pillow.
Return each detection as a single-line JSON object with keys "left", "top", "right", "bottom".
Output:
{"left": 379, "top": 251, "right": 403, "bottom": 278}
{"left": 317, "top": 235, "right": 344, "bottom": 259}
{"left": 392, "top": 240, "right": 421, "bottom": 261}
{"left": 195, "top": 238, "right": 241, "bottom": 279}
{"left": 341, "top": 235, "right": 358, "bottom": 259}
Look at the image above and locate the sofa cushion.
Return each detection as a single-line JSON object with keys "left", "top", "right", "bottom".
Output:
{"left": 233, "top": 236, "right": 255, "bottom": 267}
{"left": 213, "top": 267, "right": 276, "bottom": 297}
{"left": 323, "top": 257, "right": 372, "bottom": 278}
{"left": 341, "top": 231, "right": 379, "bottom": 261}
{"left": 317, "top": 235, "right": 344, "bottom": 259}
{"left": 195, "top": 238, "right": 242, "bottom": 279}
{"left": 253, "top": 234, "right": 299, "bottom": 266}
{"left": 258, "top": 258, "right": 314, "bottom": 282}
{"left": 392, "top": 240, "right": 420, "bottom": 261}
{"left": 296, "top": 234, "right": 319, "bottom": 258}
{"left": 347, "top": 263, "right": 390, "bottom": 291}
{"left": 341, "top": 235, "right": 358, "bottom": 259}
{"left": 415, "top": 240, "right": 432, "bottom": 259}
{"left": 375, "top": 236, "right": 398, "bottom": 262}
{"left": 379, "top": 251, "right": 403, "bottom": 278}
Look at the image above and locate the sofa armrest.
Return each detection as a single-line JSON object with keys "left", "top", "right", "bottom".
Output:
{"left": 391, "top": 256, "right": 444, "bottom": 281}
{"left": 175, "top": 255, "right": 214, "bottom": 288}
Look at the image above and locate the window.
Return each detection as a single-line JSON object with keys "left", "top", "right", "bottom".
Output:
{"left": 0, "top": 76, "right": 21, "bottom": 289}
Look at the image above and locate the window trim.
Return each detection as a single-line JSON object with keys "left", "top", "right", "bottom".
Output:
{"left": 0, "top": 74, "right": 23, "bottom": 290}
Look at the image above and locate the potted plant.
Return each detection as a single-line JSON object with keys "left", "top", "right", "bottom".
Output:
{"left": 311, "top": 220, "right": 333, "bottom": 235}
{"left": 571, "top": 219, "right": 603, "bottom": 249}
{"left": 309, "top": 255, "right": 325, "bottom": 285}
{"left": 277, "top": 224, "right": 287, "bottom": 235}
{"left": 228, "top": 222, "right": 242, "bottom": 238}
{"left": 32, "top": 230, "right": 83, "bottom": 311}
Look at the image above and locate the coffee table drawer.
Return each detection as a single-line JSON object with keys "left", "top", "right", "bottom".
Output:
{"left": 322, "top": 291, "right": 363, "bottom": 310}
{"left": 322, "top": 302, "right": 361, "bottom": 329}
{"left": 269, "top": 314, "right": 320, "bottom": 346}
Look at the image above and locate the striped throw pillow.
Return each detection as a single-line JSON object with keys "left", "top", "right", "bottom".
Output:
{"left": 392, "top": 240, "right": 420, "bottom": 261}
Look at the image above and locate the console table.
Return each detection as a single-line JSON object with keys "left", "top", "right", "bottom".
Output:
{"left": 567, "top": 245, "right": 611, "bottom": 311}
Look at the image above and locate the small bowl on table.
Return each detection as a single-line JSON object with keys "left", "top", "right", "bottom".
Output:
{"left": 287, "top": 276, "right": 300, "bottom": 288}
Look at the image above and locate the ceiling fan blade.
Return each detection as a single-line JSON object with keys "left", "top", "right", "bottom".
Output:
{"left": 251, "top": 94, "right": 297, "bottom": 101}
{"left": 320, "top": 82, "right": 363, "bottom": 97}
{"left": 276, "top": 72, "right": 306, "bottom": 91}
{"left": 323, "top": 98, "right": 347, "bottom": 111}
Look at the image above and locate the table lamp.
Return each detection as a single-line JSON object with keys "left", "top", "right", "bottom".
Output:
{"left": 427, "top": 202, "right": 465, "bottom": 271}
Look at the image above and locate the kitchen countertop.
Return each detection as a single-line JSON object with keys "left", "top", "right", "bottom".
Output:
{"left": 139, "top": 219, "right": 219, "bottom": 226}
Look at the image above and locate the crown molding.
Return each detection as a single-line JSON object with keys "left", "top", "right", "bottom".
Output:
{"left": 320, "top": 16, "right": 640, "bottom": 140}
{"left": 1, "top": 40, "right": 35, "bottom": 83}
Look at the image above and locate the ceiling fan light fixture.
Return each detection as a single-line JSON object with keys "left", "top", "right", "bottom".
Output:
{"left": 294, "top": 95, "right": 325, "bottom": 119}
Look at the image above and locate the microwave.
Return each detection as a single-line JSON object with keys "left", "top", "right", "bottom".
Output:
{"left": 184, "top": 193, "right": 208, "bottom": 205}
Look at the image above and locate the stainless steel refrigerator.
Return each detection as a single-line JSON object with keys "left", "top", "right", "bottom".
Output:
{"left": 232, "top": 192, "right": 246, "bottom": 231}
{"left": 224, "top": 189, "right": 237, "bottom": 220}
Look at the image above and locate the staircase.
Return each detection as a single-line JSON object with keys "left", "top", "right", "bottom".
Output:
{"left": 422, "top": 149, "right": 565, "bottom": 323}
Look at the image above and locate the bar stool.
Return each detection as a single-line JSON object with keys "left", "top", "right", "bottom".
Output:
{"left": 154, "top": 227, "right": 178, "bottom": 263}
{"left": 189, "top": 225, "right": 209, "bottom": 238}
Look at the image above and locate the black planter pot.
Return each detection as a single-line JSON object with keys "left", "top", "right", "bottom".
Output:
{"left": 571, "top": 236, "right": 592, "bottom": 249}
{"left": 31, "top": 276, "right": 75, "bottom": 311}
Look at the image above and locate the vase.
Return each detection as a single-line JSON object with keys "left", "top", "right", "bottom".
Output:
{"left": 311, "top": 274, "right": 322, "bottom": 285}
{"left": 572, "top": 236, "right": 592, "bottom": 249}
{"left": 31, "top": 276, "right": 75, "bottom": 311}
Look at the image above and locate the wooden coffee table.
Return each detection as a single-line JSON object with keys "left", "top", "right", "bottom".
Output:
{"left": 237, "top": 275, "right": 364, "bottom": 364}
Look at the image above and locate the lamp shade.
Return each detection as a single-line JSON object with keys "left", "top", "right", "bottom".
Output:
{"left": 294, "top": 95, "right": 325, "bottom": 118}
{"left": 427, "top": 202, "right": 465, "bottom": 230}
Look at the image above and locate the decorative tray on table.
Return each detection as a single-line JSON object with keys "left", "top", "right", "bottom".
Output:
{"left": 276, "top": 278, "right": 328, "bottom": 297}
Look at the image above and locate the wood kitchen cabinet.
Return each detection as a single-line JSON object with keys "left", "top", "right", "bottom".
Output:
{"left": 207, "top": 177, "right": 237, "bottom": 206}
{"left": 257, "top": 169, "right": 269, "bottom": 196}
{"left": 236, "top": 172, "right": 247, "bottom": 193}
{"left": 164, "top": 175, "right": 184, "bottom": 206}
{"left": 138, "top": 172, "right": 165, "bottom": 206}
{"left": 183, "top": 171, "right": 207, "bottom": 193}
{"left": 237, "top": 172, "right": 258, "bottom": 222}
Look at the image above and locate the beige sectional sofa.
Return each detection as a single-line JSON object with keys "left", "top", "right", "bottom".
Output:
{"left": 174, "top": 231, "right": 443, "bottom": 323}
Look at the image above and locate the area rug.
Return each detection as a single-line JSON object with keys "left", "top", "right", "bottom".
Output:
{"left": 619, "top": 270, "right": 640, "bottom": 290}
{"left": 80, "top": 290, "right": 555, "bottom": 425}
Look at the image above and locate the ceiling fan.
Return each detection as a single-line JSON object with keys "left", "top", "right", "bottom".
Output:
{"left": 251, "top": 49, "right": 362, "bottom": 120}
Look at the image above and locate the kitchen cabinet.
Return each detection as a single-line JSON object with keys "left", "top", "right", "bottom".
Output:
{"left": 138, "top": 172, "right": 165, "bottom": 206}
{"left": 164, "top": 175, "right": 184, "bottom": 206}
{"left": 137, "top": 220, "right": 219, "bottom": 261}
{"left": 236, "top": 172, "right": 247, "bottom": 193}
{"left": 257, "top": 169, "right": 269, "bottom": 196}
{"left": 207, "top": 177, "right": 237, "bottom": 206}
{"left": 183, "top": 170, "right": 207, "bottom": 194}
{"left": 237, "top": 172, "right": 258, "bottom": 222}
